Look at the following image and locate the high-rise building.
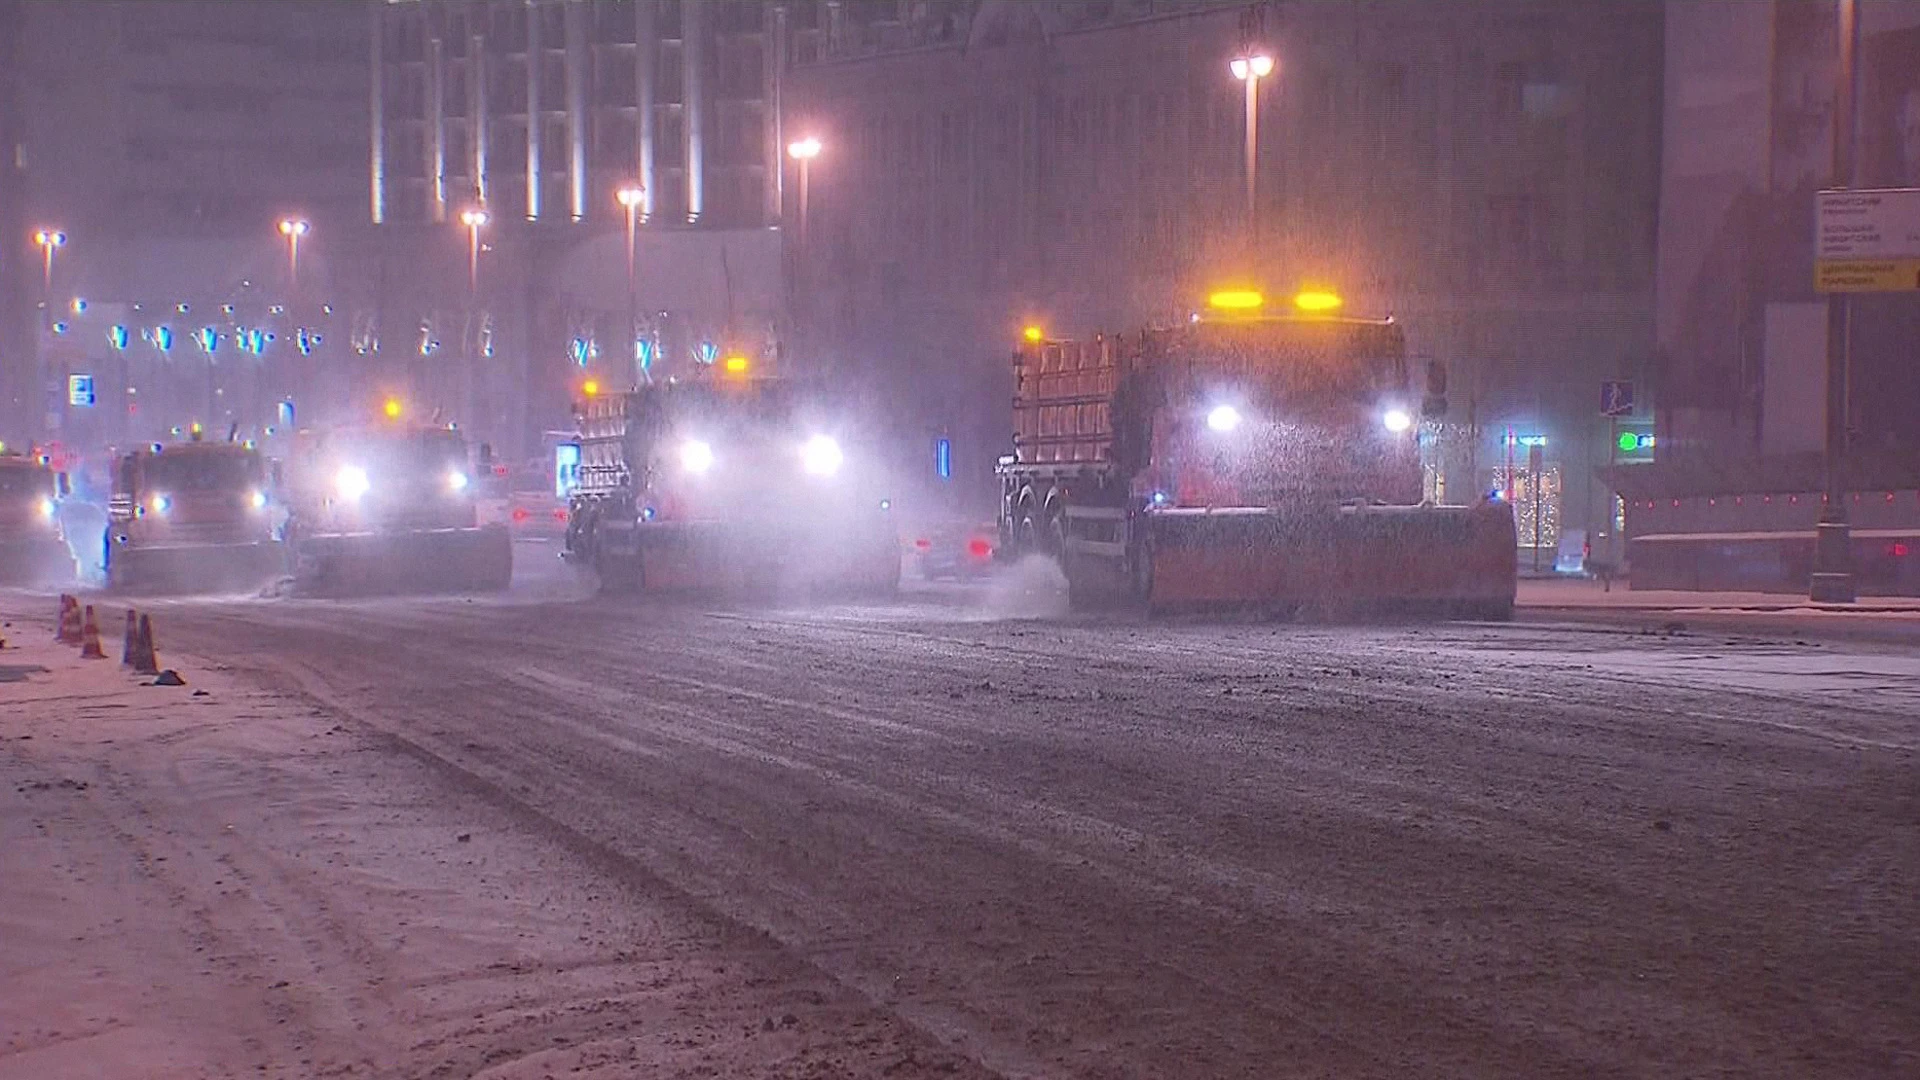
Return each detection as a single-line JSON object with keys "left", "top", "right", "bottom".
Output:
{"left": 372, "top": 0, "right": 784, "bottom": 229}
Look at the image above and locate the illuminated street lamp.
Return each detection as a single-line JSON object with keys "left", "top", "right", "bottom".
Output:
{"left": 615, "top": 184, "right": 644, "bottom": 291}
{"left": 277, "top": 218, "right": 310, "bottom": 288}
{"left": 1228, "top": 53, "right": 1276, "bottom": 234}
{"left": 459, "top": 207, "right": 490, "bottom": 292}
{"left": 33, "top": 228, "right": 66, "bottom": 294}
{"left": 786, "top": 136, "right": 823, "bottom": 250}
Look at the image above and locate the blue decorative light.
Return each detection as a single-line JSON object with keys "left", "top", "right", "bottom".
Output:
{"left": 696, "top": 341, "right": 719, "bottom": 366}
{"left": 108, "top": 325, "right": 129, "bottom": 350}
{"left": 52, "top": 321, "right": 69, "bottom": 334}
{"left": 635, "top": 338, "right": 656, "bottom": 372}
{"left": 198, "top": 326, "right": 219, "bottom": 353}
{"left": 155, "top": 325, "right": 174, "bottom": 351}
{"left": 935, "top": 437, "right": 952, "bottom": 480}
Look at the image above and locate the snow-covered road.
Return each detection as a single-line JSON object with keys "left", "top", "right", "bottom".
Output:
{"left": 4, "top": 566, "right": 1916, "bottom": 1078}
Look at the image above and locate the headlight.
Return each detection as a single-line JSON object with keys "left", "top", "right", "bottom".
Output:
{"left": 39, "top": 497, "right": 57, "bottom": 519}
{"left": 1206, "top": 404, "right": 1243, "bottom": 433}
{"left": 447, "top": 470, "right": 470, "bottom": 493}
{"left": 335, "top": 465, "right": 370, "bottom": 501}
{"left": 679, "top": 440, "right": 714, "bottom": 474}
{"left": 1382, "top": 408, "right": 1413, "bottom": 434}
{"left": 800, "top": 434, "right": 844, "bottom": 477}
{"left": 249, "top": 490, "right": 268, "bottom": 510}
{"left": 150, "top": 493, "right": 171, "bottom": 515}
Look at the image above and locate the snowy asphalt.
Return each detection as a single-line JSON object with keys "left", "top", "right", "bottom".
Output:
{"left": 6, "top": 545, "right": 1918, "bottom": 1078}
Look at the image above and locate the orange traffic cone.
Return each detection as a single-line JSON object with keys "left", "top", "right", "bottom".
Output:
{"left": 56, "top": 594, "right": 80, "bottom": 644}
{"left": 79, "top": 605, "right": 107, "bottom": 660}
{"left": 122, "top": 609, "right": 140, "bottom": 666}
{"left": 131, "top": 614, "right": 159, "bottom": 676}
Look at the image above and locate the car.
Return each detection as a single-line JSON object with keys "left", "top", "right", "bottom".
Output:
{"left": 907, "top": 520, "right": 997, "bottom": 580}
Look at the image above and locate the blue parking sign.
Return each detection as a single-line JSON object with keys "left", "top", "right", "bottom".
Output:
{"left": 68, "top": 373, "right": 96, "bottom": 407}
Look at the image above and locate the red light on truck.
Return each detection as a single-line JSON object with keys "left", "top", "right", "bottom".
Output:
{"left": 1891, "top": 542, "right": 1912, "bottom": 558}
{"left": 511, "top": 508, "right": 530, "bottom": 522}
{"left": 967, "top": 537, "right": 992, "bottom": 558}
{"left": 914, "top": 538, "right": 932, "bottom": 550}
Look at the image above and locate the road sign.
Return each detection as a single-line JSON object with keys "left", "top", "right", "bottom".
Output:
{"left": 1815, "top": 188, "right": 1920, "bottom": 292}
{"left": 67, "top": 373, "right": 95, "bottom": 407}
{"left": 1601, "top": 380, "right": 1634, "bottom": 417}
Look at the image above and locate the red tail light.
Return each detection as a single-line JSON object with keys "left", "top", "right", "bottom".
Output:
{"left": 914, "top": 538, "right": 932, "bottom": 549}
{"left": 1890, "top": 542, "right": 1911, "bottom": 558}
{"left": 552, "top": 508, "right": 567, "bottom": 521}
{"left": 967, "top": 537, "right": 992, "bottom": 558}
{"left": 511, "top": 508, "right": 530, "bottom": 522}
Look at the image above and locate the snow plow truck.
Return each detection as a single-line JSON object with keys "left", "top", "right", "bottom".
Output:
{"left": 563, "top": 364, "right": 899, "bottom": 596}
{"left": 105, "top": 435, "right": 281, "bottom": 593}
{"left": 0, "top": 450, "right": 75, "bottom": 584}
{"left": 998, "top": 288, "right": 1516, "bottom": 617}
{"left": 279, "top": 409, "right": 511, "bottom": 596}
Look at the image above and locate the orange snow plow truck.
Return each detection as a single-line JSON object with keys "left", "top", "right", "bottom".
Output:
{"left": 997, "top": 289, "right": 1515, "bottom": 617}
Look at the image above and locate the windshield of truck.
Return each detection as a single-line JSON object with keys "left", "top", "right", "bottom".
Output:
{"left": 336, "top": 429, "right": 469, "bottom": 473}
{"left": 142, "top": 450, "right": 260, "bottom": 492}
{"left": 1170, "top": 319, "right": 1406, "bottom": 420}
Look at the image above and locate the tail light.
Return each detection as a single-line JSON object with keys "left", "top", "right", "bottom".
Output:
{"left": 914, "top": 538, "right": 932, "bottom": 550}
{"left": 967, "top": 537, "right": 993, "bottom": 558}
{"left": 552, "top": 508, "right": 567, "bottom": 522}
{"left": 511, "top": 507, "right": 530, "bottom": 523}
{"left": 1890, "top": 542, "right": 1911, "bottom": 558}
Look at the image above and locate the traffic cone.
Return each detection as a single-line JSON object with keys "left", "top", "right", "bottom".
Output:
{"left": 56, "top": 595, "right": 80, "bottom": 643}
{"left": 131, "top": 614, "right": 159, "bottom": 676}
{"left": 122, "top": 609, "right": 140, "bottom": 666}
{"left": 78, "top": 605, "right": 107, "bottom": 660}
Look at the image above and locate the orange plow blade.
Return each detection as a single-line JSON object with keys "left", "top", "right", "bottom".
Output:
{"left": 1142, "top": 503, "right": 1516, "bottom": 618}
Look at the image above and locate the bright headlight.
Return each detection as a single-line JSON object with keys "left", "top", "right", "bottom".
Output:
{"left": 39, "top": 496, "right": 57, "bottom": 519}
{"left": 1382, "top": 408, "right": 1413, "bottom": 434}
{"left": 335, "top": 465, "right": 370, "bottom": 501}
{"left": 149, "top": 493, "right": 171, "bottom": 515}
{"left": 447, "top": 470, "right": 470, "bottom": 492}
{"left": 800, "top": 434, "right": 844, "bottom": 477}
{"left": 679, "top": 439, "right": 715, "bottom": 474}
{"left": 1206, "top": 404, "right": 1243, "bottom": 433}
{"left": 249, "top": 490, "right": 268, "bottom": 510}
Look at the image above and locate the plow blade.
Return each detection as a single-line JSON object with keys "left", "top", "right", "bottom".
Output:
{"left": 292, "top": 525, "right": 511, "bottom": 597}
{"left": 107, "top": 541, "right": 283, "bottom": 595}
{"left": 619, "top": 521, "right": 900, "bottom": 599}
{"left": 1141, "top": 502, "right": 1516, "bottom": 618}
{"left": 0, "top": 536, "right": 79, "bottom": 586}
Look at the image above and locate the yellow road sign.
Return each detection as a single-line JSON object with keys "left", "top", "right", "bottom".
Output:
{"left": 1815, "top": 258, "right": 1920, "bottom": 293}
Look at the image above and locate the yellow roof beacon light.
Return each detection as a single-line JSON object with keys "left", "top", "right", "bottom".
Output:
{"left": 1206, "top": 289, "right": 1265, "bottom": 312}
{"left": 1022, "top": 325, "right": 1045, "bottom": 344}
{"left": 382, "top": 397, "right": 404, "bottom": 420}
{"left": 1293, "top": 289, "right": 1344, "bottom": 313}
{"left": 581, "top": 378, "right": 600, "bottom": 398}
{"left": 722, "top": 355, "right": 750, "bottom": 375}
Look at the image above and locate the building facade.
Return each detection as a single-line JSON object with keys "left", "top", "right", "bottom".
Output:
{"left": 4, "top": 0, "right": 370, "bottom": 443}
{"left": 373, "top": 0, "right": 785, "bottom": 229}
{"left": 786, "top": 0, "right": 1665, "bottom": 528}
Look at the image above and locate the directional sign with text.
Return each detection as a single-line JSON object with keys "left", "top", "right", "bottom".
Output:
{"left": 67, "top": 373, "right": 95, "bottom": 407}
{"left": 1815, "top": 188, "right": 1920, "bottom": 292}
{"left": 1600, "top": 380, "right": 1634, "bottom": 417}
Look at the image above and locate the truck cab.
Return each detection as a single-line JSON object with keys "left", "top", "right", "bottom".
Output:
{"left": 0, "top": 452, "right": 73, "bottom": 583}
{"left": 106, "top": 439, "right": 279, "bottom": 591}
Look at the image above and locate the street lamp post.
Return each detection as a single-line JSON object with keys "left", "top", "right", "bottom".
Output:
{"left": 786, "top": 136, "right": 822, "bottom": 253}
{"left": 33, "top": 229, "right": 65, "bottom": 295}
{"left": 1228, "top": 53, "right": 1275, "bottom": 239}
{"left": 278, "top": 218, "right": 310, "bottom": 288}
{"left": 615, "top": 184, "right": 645, "bottom": 384}
{"left": 460, "top": 207, "right": 490, "bottom": 293}
{"left": 1812, "top": 0, "right": 1859, "bottom": 603}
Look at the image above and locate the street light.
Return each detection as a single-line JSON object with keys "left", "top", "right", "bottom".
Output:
{"left": 1229, "top": 53, "right": 1276, "bottom": 236}
{"left": 459, "top": 207, "right": 489, "bottom": 292}
{"left": 787, "top": 136, "right": 823, "bottom": 251}
{"left": 33, "top": 228, "right": 66, "bottom": 294}
{"left": 615, "top": 184, "right": 645, "bottom": 381}
{"left": 277, "top": 218, "right": 310, "bottom": 288}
